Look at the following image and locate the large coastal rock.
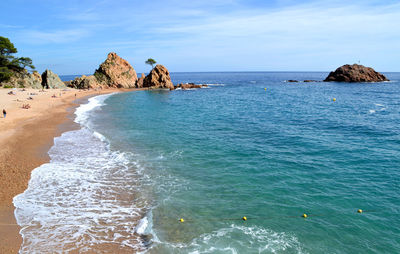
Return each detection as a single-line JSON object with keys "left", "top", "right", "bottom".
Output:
{"left": 70, "top": 75, "right": 104, "bottom": 89}
{"left": 143, "top": 64, "right": 174, "bottom": 89}
{"left": 42, "top": 69, "right": 66, "bottom": 89}
{"left": 94, "top": 52, "right": 137, "bottom": 88}
{"left": 0, "top": 70, "right": 43, "bottom": 88}
{"left": 324, "top": 64, "right": 389, "bottom": 82}
{"left": 136, "top": 73, "right": 145, "bottom": 88}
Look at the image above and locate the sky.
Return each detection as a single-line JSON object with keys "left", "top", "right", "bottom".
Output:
{"left": 1, "top": 0, "right": 400, "bottom": 74}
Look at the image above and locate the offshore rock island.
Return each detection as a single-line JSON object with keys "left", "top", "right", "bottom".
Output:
{"left": 324, "top": 64, "right": 389, "bottom": 82}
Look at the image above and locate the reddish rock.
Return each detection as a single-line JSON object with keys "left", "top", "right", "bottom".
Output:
{"left": 136, "top": 73, "right": 145, "bottom": 88}
{"left": 143, "top": 64, "right": 174, "bottom": 89}
{"left": 94, "top": 52, "right": 138, "bottom": 88}
{"left": 324, "top": 64, "right": 388, "bottom": 82}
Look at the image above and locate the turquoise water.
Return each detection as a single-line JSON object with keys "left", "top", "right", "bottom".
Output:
{"left": 64, "top": 72, "right": 400, "bottom": 252}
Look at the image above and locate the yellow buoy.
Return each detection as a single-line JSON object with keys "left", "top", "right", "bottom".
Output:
{"left": 357, "top": 209, "right": 363, "bottom": 213}
{"left": 242, "top": 216, "right": 247, "bottom": 221}
{"left": 264, "top": 88, "right": 267, "bottom": 91}
{"left": 333, "top": 98, "right": 336, "bottom": 101}
{"left": 302, "top": 214, "right": 308, "bottom": 218}
{"left": 179, "top": 218, "right": 184, "bottom": 223}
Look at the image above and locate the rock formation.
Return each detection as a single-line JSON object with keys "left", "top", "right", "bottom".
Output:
{"left": 173, "top": 83, "right": 208, "bottom": 90}
{"left": 94, "top": 52, "right": 137, "bottom": 88}
{"left": 136, "top": 73, "right": 145, "bottom": 88}
{"left": 31, "top": 71, "right": 43, "bottom": 88}
{"left": 142, "top": 64, "right": 174, "bottom": 89}
{"left": 70, "top": 75, "right": 104, "bottom": 89}
{"left": 324, "top": 64, "right": 389, "bottom": 82}
{"left": 0, "top": 70, "right": 42, "bottom": 88}
{"left": 42, "top": 69, "right": 66, "bottom": 89}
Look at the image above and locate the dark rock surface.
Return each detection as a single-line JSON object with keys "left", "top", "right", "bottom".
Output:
{"left": 69, "top": 75, "right": 104, "bottom": 89}
{"left": 324, "top": 64, "right": 388, "bottom": 82}
{"left": 173, "top": 83, "right": 208, "bottom": 90}
{"left": 41, "top": 69, "right": 66, "bottom": 89}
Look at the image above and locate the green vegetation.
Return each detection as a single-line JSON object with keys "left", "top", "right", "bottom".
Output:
{"left": 122, "top": 70, "right": 132, "bottom": 78}
{"left": 145, "top": 58, "right": 156, "bottom": 69}
{"left": 94, "top": 70, "right": 108, "bottom": 83}
{"left": 0, "top": 36, "right": 35, "bottom": 83}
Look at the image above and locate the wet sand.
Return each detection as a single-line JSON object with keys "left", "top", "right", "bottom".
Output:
{"left": 0, "top": 88, "right": 138, "bottom": 252}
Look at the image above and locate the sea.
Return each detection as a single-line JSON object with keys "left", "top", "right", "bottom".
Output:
{"left": 13, "top": 72, "right": 400, "bottom": 253}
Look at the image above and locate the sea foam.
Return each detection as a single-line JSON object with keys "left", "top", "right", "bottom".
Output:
{"left": 149, "top": 224, "right": 304, "bottom": 253}
{"left": 13, "top": 93, "right": 152, "bottom": 253}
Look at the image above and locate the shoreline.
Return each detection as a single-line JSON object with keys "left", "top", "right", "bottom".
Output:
{"left": 0, "top": 88, "right": 142, "bottom": 253}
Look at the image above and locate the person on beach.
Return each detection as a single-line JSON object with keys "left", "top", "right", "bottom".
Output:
{"left": 3, "top": 109, "right": 6, "bottom": 118}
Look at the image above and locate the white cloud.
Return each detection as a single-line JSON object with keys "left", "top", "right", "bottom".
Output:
{"left": 0, "top": 24, "right": 23, "bottom": 29}
{"left": 21, "top": 28, "right": 91, "bottom": 44}
{"left": 10, "top": 0, "right": 400, "bottom": 72}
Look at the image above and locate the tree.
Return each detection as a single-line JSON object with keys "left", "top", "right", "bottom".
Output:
{"left": 17, "top": 57, "right": 35, "bottom": 71}
{"left": 0, "top": 36, "right": 35, "bottom": 82}
{"left": 0, "top": 67, "right": 13, "bottom": 82}
{"left": 0, "top": 36, "right": 17, "bottom": 56}
{"left": 145, "top": 58, "right": 156, "bottom": 69}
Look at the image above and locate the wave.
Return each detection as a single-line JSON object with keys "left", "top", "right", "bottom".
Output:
{"left": 13, "top": 93, "right": 152, "bottom": 253}
{"left": 74, "top": 93, "right": 115, "bottom": 126}
{"left": 149, "top": 224, "right": 304, "bottom": 253}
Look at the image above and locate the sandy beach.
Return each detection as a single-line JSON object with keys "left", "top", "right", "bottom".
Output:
{"left": 0, "top": 88, "right": 135, "bottom": 253}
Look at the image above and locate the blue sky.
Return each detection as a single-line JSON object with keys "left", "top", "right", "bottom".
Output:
{"left": 1, "top": 0, "right": 400, "bottom": 74}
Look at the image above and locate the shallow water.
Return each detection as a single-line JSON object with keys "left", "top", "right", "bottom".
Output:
{"left": 15, "top": 72, "right": 400, "bottom": 253}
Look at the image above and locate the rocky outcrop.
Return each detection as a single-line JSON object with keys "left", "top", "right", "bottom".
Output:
{"left": 70, "top": 75, "right": 104, "bottom": 89}
{"left": 143, "top": 64, "right": 174, "bottom": 89}
{"left": 42, "top": 69, "right": 66, "bottom": 89}
{"left": 136, "top": 73, "right": 145, "bottom": 88}
{"left": 0, "top": 70, "right": 42, "bottom": 88}
{"left": 324, "top": 64, "right": 389, "bottom": 82}
{"left": 94, "top": 52, "right": 137, "bottom": 88}
{"left": 31, "top": 71, "right": 43, "bottom": 88}
{"left": 173, "top": 83, "right": 208, "bottom": 90}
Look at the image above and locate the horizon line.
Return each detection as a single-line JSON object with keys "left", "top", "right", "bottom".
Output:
{"left": 58, "top": 70, "right": 400, "bottom": 76}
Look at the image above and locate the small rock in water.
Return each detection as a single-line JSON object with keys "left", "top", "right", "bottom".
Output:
{"left": 173, "top": 83, "right": 208, "bottom": 90}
